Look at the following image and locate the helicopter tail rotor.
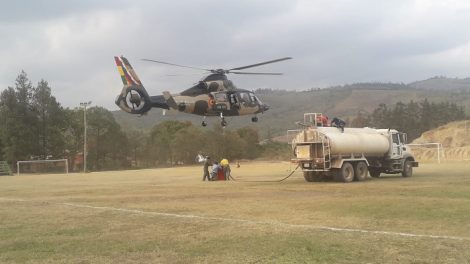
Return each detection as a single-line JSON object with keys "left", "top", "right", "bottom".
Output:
{"left": 115, "top": 85, "right": 152, "bottom": 115}
{"left": 114, "top": 56, "right": 152, "bottom": 114}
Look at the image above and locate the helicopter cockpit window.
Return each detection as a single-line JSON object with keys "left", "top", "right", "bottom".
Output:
{"left": 215, "top": 92, "right": 227, "bottom": 102}
{"left": 229, "top": 94, "right": 238, "bottom": 104}
{"left": 249, "top": 93, "right": 257, "bottom": 102}
{"left": 239, "top": 92, "right": 250, "bottom": 103}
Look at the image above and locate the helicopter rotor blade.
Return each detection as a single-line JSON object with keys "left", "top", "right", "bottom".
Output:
{"left": 163, "top": 73, "right": 205, "bottom": 77}
{"left": 230, "top": 71, "right": 283, "bottom": 75}
{"left": 142, "top": 59, "right": 210, "bottom": 71}
{"left": 229, "top": 57, "right": 292, "bottom": 71}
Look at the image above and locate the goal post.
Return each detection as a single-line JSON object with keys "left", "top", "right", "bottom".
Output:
{"left": 407, "top": 143, "right": 443, "bottom": 163}
{"left": 16, "top": 159, "right": 69, "bottom": 176}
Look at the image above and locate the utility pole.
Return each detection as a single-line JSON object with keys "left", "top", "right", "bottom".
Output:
{"left": 80, "top": 101, "right": 92, "bottom": 172}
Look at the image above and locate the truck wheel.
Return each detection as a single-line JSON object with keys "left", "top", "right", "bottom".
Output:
{"left": 311, "top": 172, "right": 324, "bottom": 182}
{"left": 369, "top": 168, "right": 381, "bottom": 178}
{"left": 304, "top": 171, "right": 324, "bottom": 182}
{"left": 354, "top": 162, "right": 368, "bottom": 181}
{"left": 334, "top": 162, "right": 354, "bottom": 183}
{"left": 303, "top": 172, "right": 313, "bottom": 182}
{"left": 402, "top": 160, "right": 413, "bottom": 177}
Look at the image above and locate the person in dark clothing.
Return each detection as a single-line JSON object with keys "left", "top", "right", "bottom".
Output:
{"left": 202, "top": 156, "right": 211, "bottom": 181}
{"left": 331, "top": 117, "right": 346, "bottom": 132}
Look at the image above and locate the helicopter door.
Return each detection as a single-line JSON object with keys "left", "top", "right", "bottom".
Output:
{"left": 229, "top": 93, "right": 239, "bottom": 109}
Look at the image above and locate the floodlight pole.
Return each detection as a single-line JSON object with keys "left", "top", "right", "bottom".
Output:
{"left": 80, "top": 101, "right": 92, "bottom": 172}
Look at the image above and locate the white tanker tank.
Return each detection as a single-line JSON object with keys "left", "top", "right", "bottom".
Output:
{"left": 291, "top": 113, "right": 419, "bottom": 183}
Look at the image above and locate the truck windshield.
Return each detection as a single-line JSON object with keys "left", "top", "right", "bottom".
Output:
{"left": 399, "top": 133, "right": 407, "bottom": 144}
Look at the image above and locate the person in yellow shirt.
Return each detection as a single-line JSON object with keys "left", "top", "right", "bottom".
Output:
{"left": 220, "top": 158, "right": 231, "bottom": 180}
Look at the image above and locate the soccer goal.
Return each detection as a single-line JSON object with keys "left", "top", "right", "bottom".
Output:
{"left": 16, "top": 159, "right": 69, "bottom": 176}
{"left": 407, "top": 143, "right": 443, "bottom": 163}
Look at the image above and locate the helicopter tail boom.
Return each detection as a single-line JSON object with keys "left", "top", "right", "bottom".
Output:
{"left": 162, "top": 91, "right": 178, "bottom": 110}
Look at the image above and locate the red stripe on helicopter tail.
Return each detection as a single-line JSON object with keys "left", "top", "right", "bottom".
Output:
{"left": 114, "top": 56, "right": 142, "bottom": 86}
{"left": 114, "top": 56, "right": 122, "bottom": 66}
{"left": 114, "top": 57, "right": 129, "bottom": 85}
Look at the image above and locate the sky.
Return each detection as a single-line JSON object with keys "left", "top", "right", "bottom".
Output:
{"left": 1, "top": 0, "right": 470, "bottom": 110}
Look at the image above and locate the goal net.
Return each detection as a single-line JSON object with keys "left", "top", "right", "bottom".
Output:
{"left": 16, "top": 159, "right": 69, "bottom": 176}
{"left": 407, "top": 143, "right": 443, "bottom": 163}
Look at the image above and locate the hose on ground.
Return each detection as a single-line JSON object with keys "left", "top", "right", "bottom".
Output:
{"left": 228, "top": 164, "right": 300, "bottom": 183}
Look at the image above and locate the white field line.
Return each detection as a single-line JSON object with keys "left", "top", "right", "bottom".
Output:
{"left": 1, "top": 197, "right": 469, "bottom": 242}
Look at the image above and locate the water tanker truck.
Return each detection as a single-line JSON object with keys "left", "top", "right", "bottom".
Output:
{"left": 291, "top": 113, "right": 419, "bottom": 182}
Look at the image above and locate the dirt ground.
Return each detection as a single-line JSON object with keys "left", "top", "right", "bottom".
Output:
{"left": 1, "top": 161, "right": 470, "bottom": 263}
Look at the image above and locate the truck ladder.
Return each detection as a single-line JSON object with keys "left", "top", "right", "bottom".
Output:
{"left": 321, "top": 135, "right": 331, "bottom": 170}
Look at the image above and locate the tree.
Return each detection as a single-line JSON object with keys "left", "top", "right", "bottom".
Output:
{"left": 390, "top": 102, "right": 407, "bottom": 131}
{"left": 370, "top": 103, "right": 390, "bottom": 129}
{"left": 236, "top": 127, "right": 260, "bottom": 159}
{"left": 351, "top": 111, "right": 370, "bottom": 128}
{"left": 87, "top": 106, "right": 127, "bottom": 170}
{"left": 0, "top": 87, "right": 19, "bottom": 163}
{"left": 370, "top": 99, "right": 467, "bottom": 142}
{"left": 32, "top": 80, "right": 67, "bottom": 159}
{"left": 403, "top": 100, "right": 421, "bottom": 141}
{"left": 171, "top": 126, "right": 204, "bottom": 164}
{"left": 0, "top": 72, "right": 38, "bottom": 164}
{"left": 149, "top": 120, "right": 191, "bottom": 166}
{"left": 126, "top": 129, "right": 148, "bottom": 168}
{"left": 63, "top": 108, "right": 84, "bottom": 170}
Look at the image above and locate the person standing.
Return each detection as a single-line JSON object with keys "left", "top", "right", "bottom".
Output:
{"left": 202, "top": 156, "right": 211, "bottom": 181}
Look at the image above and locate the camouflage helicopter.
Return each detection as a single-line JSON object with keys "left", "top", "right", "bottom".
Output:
{"left": 114, "top": 55, "right": 291, "bottom": 126}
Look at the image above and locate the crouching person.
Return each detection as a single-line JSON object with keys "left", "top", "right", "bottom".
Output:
{"left": 220, "top": 158, "right": 231, "bottom": 180}
{"left": 210, "top": 161, "right": 221, "bottom": 181}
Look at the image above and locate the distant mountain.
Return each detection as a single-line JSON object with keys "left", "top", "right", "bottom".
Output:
{"left": 409, "top": 76, "right": 470, "bottom": 91}
{"left": 113, "top": 77, "right": 470, "bottom": 138}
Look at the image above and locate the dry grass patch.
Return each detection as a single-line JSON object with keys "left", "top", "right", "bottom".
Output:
{"left": 1, "top": 161, "right": 470, "bottom": 263}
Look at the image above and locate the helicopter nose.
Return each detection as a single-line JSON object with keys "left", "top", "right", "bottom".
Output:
{"left": 262, "top": 104, "right": 270, "bottom": 112}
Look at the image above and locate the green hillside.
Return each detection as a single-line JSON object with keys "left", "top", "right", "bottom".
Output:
{"left": 113, "top": 77, "right": 470, "bottom": 138}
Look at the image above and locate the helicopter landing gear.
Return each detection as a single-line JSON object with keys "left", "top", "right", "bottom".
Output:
{"left": 220, "top": 113, "right": 227, "bottom": 127}
{"left": 251, "top": 116, "right": 258, "bottom": 122}
{"left": 201, "top": 116, "right": 207, "bottom": 127}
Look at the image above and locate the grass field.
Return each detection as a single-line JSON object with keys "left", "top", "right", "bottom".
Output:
{"left": 1, "top": 161, "right": 470, "bottom": 263}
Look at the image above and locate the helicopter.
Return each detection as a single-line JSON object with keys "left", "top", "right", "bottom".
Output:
{"left": 114, "top": 55, "right": 291, "bottom": 126}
